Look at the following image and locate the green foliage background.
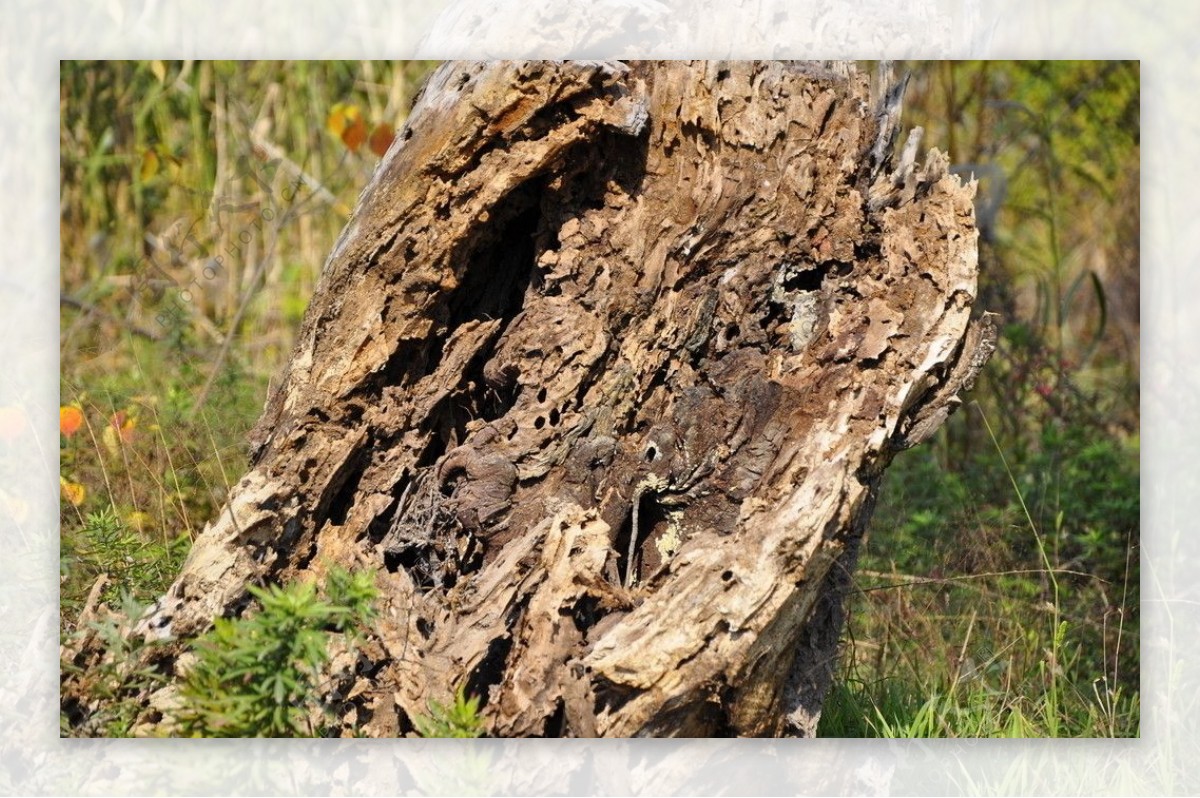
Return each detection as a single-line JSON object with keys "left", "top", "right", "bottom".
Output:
{"left": 59, "top": 60, "right": 1139, "bottom": 737}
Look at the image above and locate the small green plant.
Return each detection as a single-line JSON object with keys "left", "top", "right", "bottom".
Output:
{"left": 176, "top": 567, "right": 377, "bottom": 737}
{"left": 60, "top": 592, "right": 170, "bottom": 737}
{"left": 62, "top": 508, "right": 190, "bottom": 619}
{"left": 411, "top": 685, "right": 486, "bottom": 738}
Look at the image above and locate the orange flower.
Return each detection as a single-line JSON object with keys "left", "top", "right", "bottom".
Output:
{"left": 60, "top": 405, "right": 84, "bottom": 438}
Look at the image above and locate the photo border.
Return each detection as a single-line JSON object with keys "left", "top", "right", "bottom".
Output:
{"left": 7, "top": 1, "right": 1182, "bottom": 793}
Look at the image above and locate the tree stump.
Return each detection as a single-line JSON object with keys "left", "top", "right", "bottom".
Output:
{"left": 116, "top": 60, "right": 991, "bottom": 737}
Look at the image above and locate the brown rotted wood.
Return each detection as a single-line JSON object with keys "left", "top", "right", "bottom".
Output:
{"left": 113, "top": 60, "right": 986, "bottom": 737}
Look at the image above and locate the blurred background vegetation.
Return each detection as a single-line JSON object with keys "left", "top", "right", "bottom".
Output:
{"left": 59, "top": 60, "right": 1139, "bottom": 737}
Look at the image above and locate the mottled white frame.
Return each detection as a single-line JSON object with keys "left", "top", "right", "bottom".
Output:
{"left": 9, "top": 0, "right": 1178, "bottom": 793}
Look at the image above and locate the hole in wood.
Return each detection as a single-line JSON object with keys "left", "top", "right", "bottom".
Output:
{"left": 416, "top": 617, "right": 434, "bottom": 639}
{"left": 614, "top": 490, "right": 672, "bottom": 586}
{"left": 782, "top": 264, "right": 825, "bottom": 293}
{"left": 465, "top": 634, "right": 514, "bottom": 708}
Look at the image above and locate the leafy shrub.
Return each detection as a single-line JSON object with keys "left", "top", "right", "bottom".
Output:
{"left": 60, "top": 593, "right": 171, "bottom": 737}
{"left": 176, "top": 567, "right": 377, "bottom": 737}
{"left": 62, "top": 508, "right": 189, "bottom": 617}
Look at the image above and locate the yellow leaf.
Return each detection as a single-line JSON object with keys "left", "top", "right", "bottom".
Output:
{"left": 326, "top": 102, "right": 355, "bottom": 138}
{"left": 110, "top": 410, "right": 137, "bottom": 444}
{"left": 140, "top": 148, "right": 160, "bottom": 181}
{"left": 59, "top": 405, "right": 83, "bottom": 438}
{"left": 125, "top": 511, "right": 153, "bottom": 532}
{"left": 60, "top": 476, "right": 87, "bottom": 507}
{"left": 102, "top": 424, "right": 119, "bottom": 457}
{"left": 150, "top": 59, "right": 166, "bottom": 83}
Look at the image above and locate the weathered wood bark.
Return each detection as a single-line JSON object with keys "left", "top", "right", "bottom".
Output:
{"left": 121, "top": 60, "right": 990, "bottom": 737}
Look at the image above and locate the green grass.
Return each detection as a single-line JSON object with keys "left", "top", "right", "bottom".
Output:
{"left": 820, "top": 622, "right": 1139, "bottom": 738}
{"left": 60, "top": 593, "right": 173, "bottom": 738}
{"left": 411, "top": 686, "right": 487, "bottom": 739}
{"left": 819, "top": 401, "right": 1138, "bottom": 738}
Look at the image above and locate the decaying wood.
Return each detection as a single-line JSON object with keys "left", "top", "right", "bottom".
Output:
{"left": 65, "top": 60, "right": 991, "bottom": 737}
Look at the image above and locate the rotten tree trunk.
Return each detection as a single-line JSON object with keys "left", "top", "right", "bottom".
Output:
{"left": 124, "top": 60, "right": 989, "bottom": 737}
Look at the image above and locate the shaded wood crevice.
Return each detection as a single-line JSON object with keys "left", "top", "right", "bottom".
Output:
{"left": 61, "top": 60, "right": 991, "bottom": 738}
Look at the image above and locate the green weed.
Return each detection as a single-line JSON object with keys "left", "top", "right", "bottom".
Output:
{"left": 61, "top": 507, "right": 189, "bottom": 622}
{"left": 60, "top": 593, "right": 171, "bottom": 737}
{"left": 411, "top": 685, "right": 486, "bottom": 739}
{"left": 176, "top": 567, "right": 378, "bottom": 737}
